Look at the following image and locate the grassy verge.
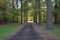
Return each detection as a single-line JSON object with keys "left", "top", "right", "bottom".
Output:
{"left": 0, "top": 23, "right": 20, "bottom": 38}
{"left": 40, "top": 25, "right": 60, "bottom": 38}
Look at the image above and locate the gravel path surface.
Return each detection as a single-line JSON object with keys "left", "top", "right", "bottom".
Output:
{"left": 6, "top": 23, "right": 43, "bottom": 40}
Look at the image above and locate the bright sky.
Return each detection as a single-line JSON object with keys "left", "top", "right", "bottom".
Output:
{"left": 17, "top": 0, "right": 21, "bottom": 9}
{"left": 18, "top": 1, "right": 21, "bottom": 9}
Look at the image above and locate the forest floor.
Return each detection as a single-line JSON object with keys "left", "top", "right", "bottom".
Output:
{"left": 0, "top": 23, "right": 60, "bottom": 40}
{"left": 33, "top": 23, "right": 60, "bottom": 40}
{"left": 39, "top": 24, "right": 60, "bottom": 39}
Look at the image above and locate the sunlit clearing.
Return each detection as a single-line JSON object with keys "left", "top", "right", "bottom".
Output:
{"left": 28, "top": 20, "right": 33, "bottom": 23}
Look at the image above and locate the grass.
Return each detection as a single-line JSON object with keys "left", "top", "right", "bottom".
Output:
{"left": 0, "top": 23, "right": 20, "bottom": 38}
{"left": 48, "top": 25, "right": 60, "bottom": 38}
{"left": 40, "top": 24, "right": 60, "bottom": 38}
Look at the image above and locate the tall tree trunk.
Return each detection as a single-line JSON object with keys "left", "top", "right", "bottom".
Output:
{"left": 24, "top": 0, "right": 28, "bottom": 23}
{"left": 34, "top": 0, "right": 37, "bottom": 23}
{"left": 37, "top": 0, "right": 41, "bottom": 24}
{"left": 16, "top": 0, "right": 18, "bottom": 23}
{"left": 25, "top": 0, "right": 28, "bottom": 23}
{"left": 54, "top": 0, "right": 58, "bottom": 24}
{"left": 23, "top": 0, "right": 25, "bottom": 23}
{"left": 12, "top": 0, "right": 15, "bottom": 23}
{"left": 20, "top": 0, "right": 23, "bottom": 24}
{"left": 46, "top": 0, "right": 53, "bottom": 30}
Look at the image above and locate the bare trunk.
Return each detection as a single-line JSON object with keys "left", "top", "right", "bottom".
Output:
{"left": 12, "top": 0, "right": 15, "bottom": 23}
{"left": 37, "top": 0, "right": 41, "bottom": 24}
{"left": 20, "top": 0, "right": 23, "bottom": 24}
{"left": 24, "top": 1, "right": 28, "bottom": 23}
{"left": 54, "top": 0, "right": 58, "bottom": 24}
{"left": 46, "top": 0, "right": 53, "bottom": 30}
{"left": 16, "top": 0, "right": 18, "bottom": 23}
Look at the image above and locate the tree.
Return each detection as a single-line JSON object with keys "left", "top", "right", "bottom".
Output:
{"left": 37, "top": 0, "right": 41, "bottom": 24}
{"left": 33, "top": 0, "right": 37, "bottom": 23}
{"left": 24, "top": 0, "right": 28, "bottom": 23}
{"left": 12, "top": 0, "right": 15, "bottom": 23}
{"left": 54, "top": 0, "right": 60, "bottom": 24}
{"left": 46, "top": 0, "right": 53, "bottom": 30}
{"left": 16, "top": 0, "right": 18, "bottom": 22}
{"left": 20, "top": 0, "right": 23, "bottom": 24}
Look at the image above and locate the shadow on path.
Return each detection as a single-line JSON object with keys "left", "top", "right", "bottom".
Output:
{"left": 7, "top": 23, "right": 43, "bottom": 40}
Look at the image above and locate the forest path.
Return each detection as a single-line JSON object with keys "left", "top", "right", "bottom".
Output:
{"left": 4, "top": 23, "right": 59, "bottom": 40}
{"left": 6, "top": 23, "right": 43, "bottom": 40}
